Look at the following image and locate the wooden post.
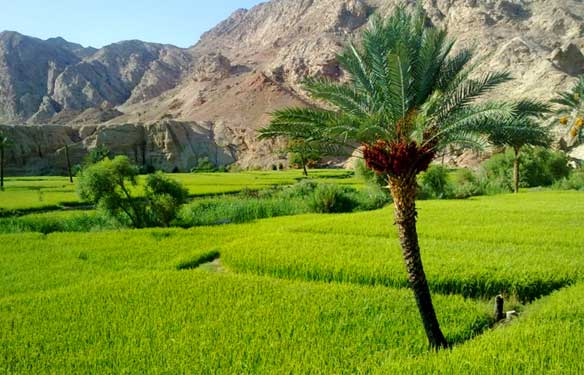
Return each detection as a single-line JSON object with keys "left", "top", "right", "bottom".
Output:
{"left": 65, "top": 144, "right": 73, "bottom": 183}
{"left": 494, "top": 295, "right": 505, "bottom": 321}
{"left": 0, "top": 144, "right": 4, "bottom": 190}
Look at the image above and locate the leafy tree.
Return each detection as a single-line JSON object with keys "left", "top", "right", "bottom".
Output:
{"left": 259, "top": 8, "right": 516, "bottom": 349}
{"left": 84, "top": 145, "right": 111, "bottom": 166}
{"left": 0, "top": 132, "right": 13, "bottom": 190}
{"left": 485, "top": 100, "right": 552, "bottom": 193}
{"left": 552, "top": 74, "right": 584, "bottom": 146}
{"left": 77, "top": 156, "right": 144, "bottom": 227}
{"left": 286, "top": 140, "right": 328, "bottom": 176}
{"left": 145, "top": 172, "right": 189, "bottom": 226}
{"left": 77, "top": 156, "right": 188, "bottom": 228}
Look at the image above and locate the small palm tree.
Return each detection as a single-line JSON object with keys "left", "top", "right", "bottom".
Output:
{"left": 0, "top": 132, "right": 12, "bottom": 190}
{"left": 259, "top": 8, "right": 516, "bottom": 349}
{"left": 552, "top": 74, "right": 584, "bottom": 146}
{"left": 485, "top": 100, "right": 552, "bottom": 193}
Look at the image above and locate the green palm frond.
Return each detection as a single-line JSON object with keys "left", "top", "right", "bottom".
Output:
{"left": 436, "top": 48, "right": 474, "bottom": 91}
{"left": 259, "top": 6, "right": 514, "bottom": 174}
{"left": 437, "top": 71, "right": 513, "bottom": 120}
{"left": 436, "top": 131, "right": 489, "bottom": 152}
{"left": 304, "top": 78, "right": 371, "bottom": 116}
{"left": 483, "top": 99, "right": 552, "bottom": 149}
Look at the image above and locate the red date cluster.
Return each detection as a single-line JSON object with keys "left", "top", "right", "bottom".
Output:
{"left": 362, "top": 140, "right": 435, "bottom": 177}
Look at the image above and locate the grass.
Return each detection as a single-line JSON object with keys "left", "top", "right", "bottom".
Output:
{"left": 0, "top": 272, "right": 491, "bottom": 374}
{"left": 219, "top": 192, "right": 584, "bottom": 301}
{"left": 1, "top": 187, "right": 583, "bottom": 373}
{"left": 0, "top": 170, "right": 358, "bottom": 213}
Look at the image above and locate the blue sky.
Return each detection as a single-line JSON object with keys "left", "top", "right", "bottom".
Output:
{"left": 0, "top": 0, "right": 265, "bottom": 48}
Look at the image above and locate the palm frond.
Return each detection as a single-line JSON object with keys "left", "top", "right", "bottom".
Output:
{"left": 304, "top": 78, "right": 371, "bottom": 116}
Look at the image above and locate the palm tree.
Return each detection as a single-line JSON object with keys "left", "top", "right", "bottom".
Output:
{"left": 0, "top": 131, "right": 12, "bottom": 190}
{"left": 259, "top": 8, "right": 516, "bottom": 349}
{"left": 485, "top": 100, "right": 552, "bottom": 194}
{"left": 552, "top": 74, "right": 584, "bottom": 146}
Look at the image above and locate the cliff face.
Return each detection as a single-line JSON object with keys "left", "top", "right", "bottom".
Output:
{"left": 1, "top": 0, "right": 584, "bottom": 172}
{"left": 0, "top": 122, "right": 239, "bottom": 175}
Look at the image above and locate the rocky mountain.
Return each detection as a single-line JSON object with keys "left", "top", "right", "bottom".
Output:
{"left": 1, "top": 0, "right": 584, "bottom": 174}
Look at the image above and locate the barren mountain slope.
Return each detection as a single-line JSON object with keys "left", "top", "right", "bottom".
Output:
{"left": 119, "top": 0, "right": 584, "bottom": 128}
{"left": 1, "top": 0, "right": 584, "bottom": 172}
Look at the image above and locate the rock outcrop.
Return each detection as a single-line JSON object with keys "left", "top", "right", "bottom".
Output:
{"left": 0, "top": 121, "right": 238, "bottom": 175}
{"left": 2, "top": 0, "right": 584, "bottom": 170}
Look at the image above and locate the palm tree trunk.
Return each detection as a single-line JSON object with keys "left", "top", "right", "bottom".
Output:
{"left": 513, "top": 146, "right": 520, "bottom": 194}
{"left": 389, "top": 174, "right": 448, "bottom": 350}
{"left": 301, "top": 157, "right": 308, "bottom": 177}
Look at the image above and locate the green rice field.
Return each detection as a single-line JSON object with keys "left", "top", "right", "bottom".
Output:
{"left": 1, "top": 172, "right": 583, "bottom": 374}
{"left": 0, "top": 170, "right": 359, "bottom": 213}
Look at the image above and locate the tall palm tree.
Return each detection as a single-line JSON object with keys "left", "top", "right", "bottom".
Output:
{"left": 0, "top": 132, "right": 12, "bottom": 190}
{"left": 552, "top": 74, "right": 584, "bottom": 146}
{"left": 485, "top": 99, "right": 552, "bottom": 194}
{"left": 259, "top": 7, "right": 516, "bottom": 349}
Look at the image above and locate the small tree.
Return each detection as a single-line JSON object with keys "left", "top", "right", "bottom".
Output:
{"left": 145, "top": 172, "right": 189, "bottom": 226}
{"left": 485, "top": 100, "right": 552, "bottom": 193}
{"left": 84, "top": 145, "right": 111, "bottom": 166}
{"left": 0, "top": 132, "right": 12, "bottom": 190}
{"left": 286, "top": 140, "right": 327, "bottom": 176}
{"left": 77, "top": 156, "right": 188, "bottom": 228}
{"left": 553, "top": 75, "right": 584, "bottom": 146}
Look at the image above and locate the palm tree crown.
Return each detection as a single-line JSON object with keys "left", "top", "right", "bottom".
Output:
{"left": 486, "top": 99, "right": 552, "bottom": 150}
{"left": 259, "top": 7, "right": 514, "bottom": 179}
{"left": 552, "top": 74, "right": 584, "bottom": 145}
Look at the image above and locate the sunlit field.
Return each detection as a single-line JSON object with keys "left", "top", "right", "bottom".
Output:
{"left": 1, "top": 177, "right": 583, "bottom": 373}
{"left": 0, "top": 170, "right": 359, "bottom": 213}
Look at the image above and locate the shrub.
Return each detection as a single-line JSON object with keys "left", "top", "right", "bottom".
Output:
{"left": 191, "top": 157, "right": 216, "bottom": 173}
{"left": 77, "top": 157, "right": 189, "bottom": 228}
{"left": 418, "top": 165, "right": 454, "bottom": 200}
{"left": 451, "top": 169, "right": 483, "bottom": 199}
{"left": 307, "top": 184, "right": 356, "bottom": 213}
{"left": 178, "top": 196, "right": 305, "bottom": 226}
{"left": 350, "top": 185, "right": 392, "bottom": 211}
{"left": 280, "top": 179, "right": 319, "bottom": 199}
{"left": 481, "top": 148, "right": 570, "bottom": 190}
{"left": 553, "top": 169, "right": 584, "bottom": 191}
{"left": 145, "top": 172, "right": 190, "bottom": 227}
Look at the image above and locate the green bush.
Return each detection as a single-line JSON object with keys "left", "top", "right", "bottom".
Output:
{"left": 350, "top": 185, "right": 392, "bottom": 211}
{"left": 191, "top": 157, "right": 216, "bottom": 173}
{"left": 307, "top": 184, "right": 356, "bottom": 213}
{"left": 77, "top": 157, "right": 189, "bottom": 228}
{"left": 418, "top": 165, "right": 454, "bottom": 200}
{"left": 451, "top": 169, "right": 483, "bottom": 199}
{"left": 178, "top": 197, "right": 306, "bottom": 226}
{"left": 553, "top": 169, "right": 584, "bottom": 191}
{"left": 145, "top": 172, "right": 190, "bottom": 227}
{"left": 481, "top": 148, "right": 570, "bottom": 190}
{"left": 280, "top": 179, "right": 319, "bottom": 199}
{"left": 521, "top": 148, "right": 571, "bottom": 187}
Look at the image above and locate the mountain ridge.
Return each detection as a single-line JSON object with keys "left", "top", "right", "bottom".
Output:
{"left": 1, "top": 0, "right": 584, "bottom": 172}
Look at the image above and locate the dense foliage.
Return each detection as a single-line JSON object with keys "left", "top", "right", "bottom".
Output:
{"left": 77, "top": 157, "right": 188, "bottom": 227}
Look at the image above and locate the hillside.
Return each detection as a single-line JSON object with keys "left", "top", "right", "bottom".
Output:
{"left": 1, "top": 0, "right": 584, "bottom": 172}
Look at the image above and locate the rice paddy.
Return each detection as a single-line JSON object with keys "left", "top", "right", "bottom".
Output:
{"left": 1, "top": 172, "right": 583, "bottom": 374}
